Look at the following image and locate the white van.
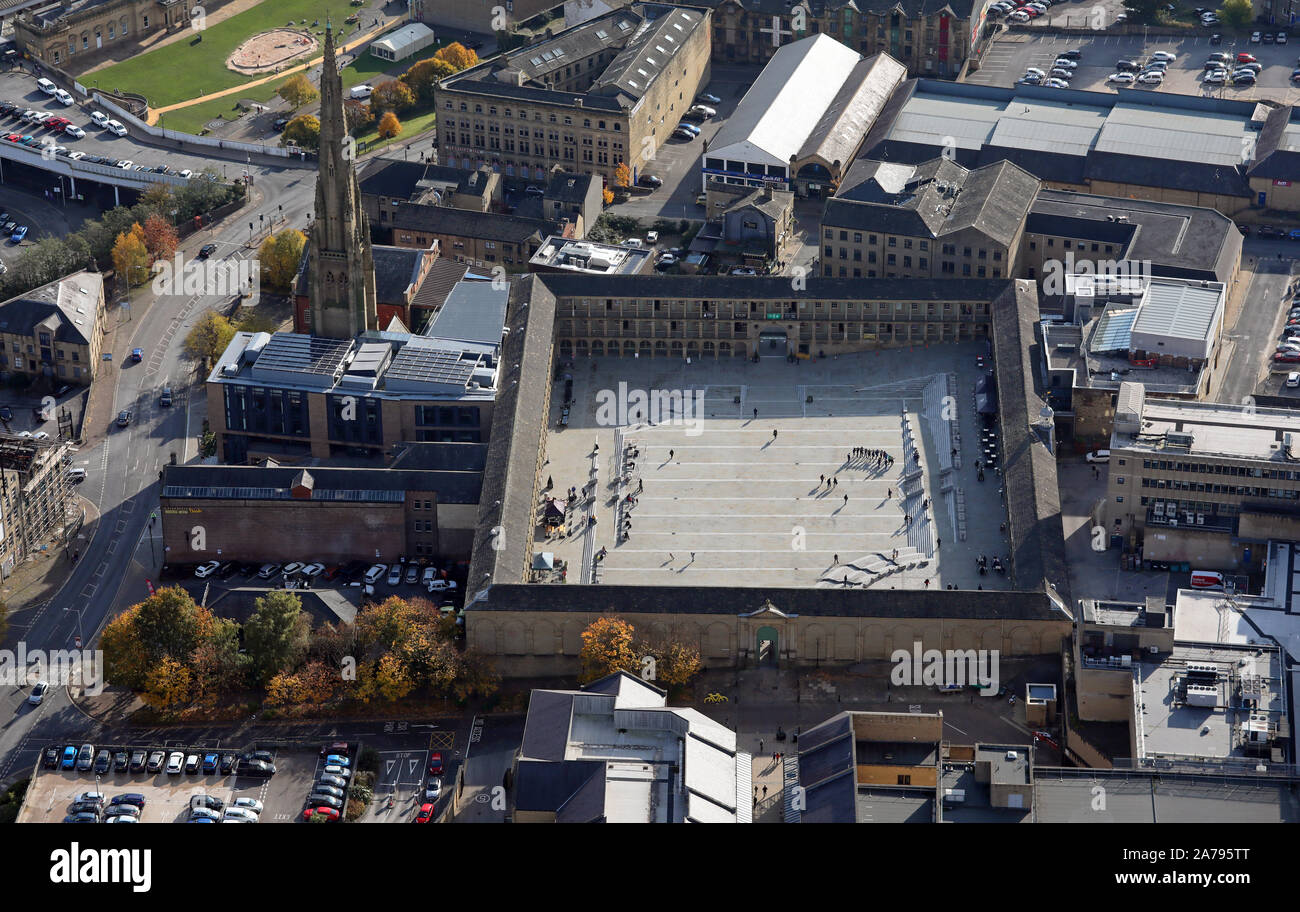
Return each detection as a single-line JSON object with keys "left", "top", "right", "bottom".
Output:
{"left": 1085, "top": 449, "right": 1110, "bottom": 463}
{"left": 349, "top": 84, "right": 373, "bottom": 99}
{"left": 1190, "top": 570, "right": 1225, "bottom": 590}
{"left": 36, "top": 77, "right": 57, "bottom": 95}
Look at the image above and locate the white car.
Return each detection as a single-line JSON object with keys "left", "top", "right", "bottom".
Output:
{"left": 194, "top": 560, "right": 221, "bottom": 578}
{"left": 688, "top": 104, "right": 716, "bottom": 117}
{"left": 189, "top": 806, "right": 220, "bottom": 821}
{"left": 1043, "top": 77, "right": 1070, "bottom": 88}
{"left": 1278, "top": 33, "right": 1288, "bottom": 44}
{"left": 67, "top": 150, "right": 85, "bottom": 160}
{"left": 116, "top": 160, "right": 133, "bottom": 170}
{"left": 31, "top": 431, "right": 49, "bottom": 440}
{"left": 425, "top": 777, "right": 442, "bottom": 800}
{"left": 53, "top": 89, "right": 73, "bottom": 105}
{"left": 645, "top": 230, "right": 659, "bottom": 244}
{"left": 28, "top": 681, "right": 47, "bottom": 705}
{"left": 1203, "top": 70, "right": 1226, "bottom": 83}
{"left": 1009, "top": 9, "right": 1029, "bottom": 20}
{"left": 63, "top": 124, "right": 84, "bottom": 138}
{"left": 387, "top": 565, "right": 402, "bottom": 586}
{"left": 300, "top": 562, "right": 326, "bottom": 578}
{"left": 1150, "top": 51, "right": 1177, "bottom": 62}
{"left": 222, "top": 807, "right": 259, "bottom": 822}
{"left": 165, "top": 751, "right": 185, "bottom": 774}
{"left": 1024, "top": 67, "right": 1046, "bottom": 78}
{"left": 1287, "top": 372, "right": 1300, "bottom": 388}
{"left": 105, "top": 119, "right": 127, "bottom": 136}
{"left": 1052, "top": 58, "right": 1077, "bottom": 69}
{"left": 323, "top": 764, "right": 351, "bottom": 780}
{"left": 178, "top": 169, "right": 192, "bottom": 179}
{"left": 281, "top": 561, "right": 306, "bottom": 576}
{"left": 426, "top": 579, "right": 458, "bottom": 592}
{"left": 1250, "top": 31, "right": 1261, "bottom": 43}
{"left": 363, "top": 563, "right": 387, "bottom": 585}
{"left": 231, "top": 797, "right": 263, "bottom": 813}
{"left": 90, "top": 111, "right": 109, "bottom": 128}
{"left": 1049, "top": 68, "right": 1072, "bottom": 79}
{"left": 1085, "top": 449, "right": 1110, "bottom": 464}
{"left": 1137, "top": 72, "right": 1164, "bottom": 84}
{"left": 349, "top": 84, "right": 373, "bottom": 99}
{"left": 1107, "top": 72, "right": 1135, "bottom": 84}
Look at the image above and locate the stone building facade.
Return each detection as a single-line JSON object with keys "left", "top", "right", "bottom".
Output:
{"left": 16, "top": 0, "right": 193, "bottom": 68}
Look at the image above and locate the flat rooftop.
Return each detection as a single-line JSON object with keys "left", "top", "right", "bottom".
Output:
{"left": 1032, "top": 769, "right": 1300, "bottom": 822}
{"left": 537, "top": 344, "right": 1017, "bottom": 591}
{"left": 1133, "top": 642, "right": 1285, "bottom": 763}
{"left": 1113, "top": 398, "right": 1300, "bottom": 461}
{"left": 528, "top": 236, "right": 653, "bottom": 275}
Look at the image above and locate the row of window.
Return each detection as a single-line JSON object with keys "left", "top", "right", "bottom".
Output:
{"left": 1139, "top": 498, "right": 1246, "bottom": 515}
{"left": 566, "top": 299, "right": 987, "bottom": 312}
{"left": 1, "top": 358, "right": 84, "bottom": 377}
{"left": 443, "top": 99, "right": 624, "bottom": 132}
{"left": 826, "top": 265, "right": 1003, "bottom": 278}
{"left": 50, "top": 13, "right": 151, "bottom": 63}
{"left": 1138, "top": 478, "right": 1300, "bottom": 498}
{"left": 1140, "top": 459, "right": 1284, "bottom": 478}
{"left": 1028, "top": 239, "right": 1118, "bottom": 253}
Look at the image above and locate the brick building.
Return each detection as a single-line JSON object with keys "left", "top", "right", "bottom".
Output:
{"left": 435, "top": 2, "right": 711, "bottom": 186}
{"left": 0, "top": 271, "right": 106, "bottom": 387}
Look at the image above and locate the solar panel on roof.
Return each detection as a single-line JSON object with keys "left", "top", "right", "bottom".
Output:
{"left": 554, "top": 47, "right": 565, "bottom": 57}
{"left": 618, "top": 20, "right": 630, "bottom": 29}
{"left": 541, "top": 50, "right": 554, "bottom": 61}
{"left": 530, "top": 56, "right": 543, "bottom": 66}
{"left": 595, "top": 28, "right": 608, "bottom": 38}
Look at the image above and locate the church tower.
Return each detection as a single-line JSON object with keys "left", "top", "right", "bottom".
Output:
{"left": 307, "top": 23, "right": 377, "bottom": 339}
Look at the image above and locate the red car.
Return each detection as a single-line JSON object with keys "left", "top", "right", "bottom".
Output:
{"left": 427, "top": 751, "right": 444, "bottom": 776}
{"left": 303, "top": 806, "right": 340, "bottom": 822}
{"left": 1237, "top": 52, "right": 1257, "bottom": 63}
{"left": 46, "top": 117, "right": 70, "bottom": 131}
{"left": 4, "top": 133, "right": 19, "bottom": 142}
{"left": 415, "top": 803, "right": 434, "bottom": 823}
{"left": 1274, "top": 352, "right": 1300, "bottom": 362}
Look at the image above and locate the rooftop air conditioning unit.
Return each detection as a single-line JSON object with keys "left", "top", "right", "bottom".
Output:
{"left": 1005, "top": 751, "right": 1018, "bottom": 761}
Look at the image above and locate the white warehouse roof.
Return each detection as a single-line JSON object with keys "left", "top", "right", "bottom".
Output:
{"left": 372, "top": 22, "right": 436, "bottom": 56}
{"left": 708, "top": 33, "right": 863, "bottom": 169}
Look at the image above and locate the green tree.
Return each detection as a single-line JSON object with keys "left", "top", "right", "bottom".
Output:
{"left": 282, "top": 114, "right": 320, "bottom": 151}
{"left": 1218, "top": 0, "right": 1252, "bottom": 28}
{"left": 182, "top": 311, "right": 236, "bottom": 369}
{"left": 243, "top": 590, "right": 311, "bottom": 686}
{"left": 1121, "top": 0, "right": 1162, "bottom": 23}
{"left": 403, "top": 57, "right": 455, "bottom": 102}
{"left": 277, "top": 73, "right": 319, "bottom": 109}
{"left": 133, "top": 586, "right": 206, "bottom": 662}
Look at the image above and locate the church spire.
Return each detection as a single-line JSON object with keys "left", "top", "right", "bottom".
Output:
{"left": 306, "top": 19, "right": 377, "bottom": 339}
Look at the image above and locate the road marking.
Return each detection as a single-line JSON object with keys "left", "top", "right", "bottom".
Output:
{"left": 80, "top": 584, "right": 96, "bottom": 599}
{"left": 94, "top": 563, "right": 107, "bottom": 578}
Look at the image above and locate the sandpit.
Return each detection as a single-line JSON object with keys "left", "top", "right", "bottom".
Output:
{"left": 226, "top": 28, "right": 318, "bottom": 75}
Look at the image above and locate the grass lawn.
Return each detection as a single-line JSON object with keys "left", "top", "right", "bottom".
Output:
{"left": 355, "top": 107, "right": 438, "bottom": 155}
{"left": 85, "top": 0, "right": 363, "bottom": 109}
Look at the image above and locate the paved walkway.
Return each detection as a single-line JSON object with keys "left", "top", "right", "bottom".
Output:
{"left": 541, "top": 344, "right": 1016, "bottom": 591}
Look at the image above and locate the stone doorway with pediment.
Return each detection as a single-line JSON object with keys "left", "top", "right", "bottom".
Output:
{"left": 740, "top": 599, "right": 793, "bottom": 668}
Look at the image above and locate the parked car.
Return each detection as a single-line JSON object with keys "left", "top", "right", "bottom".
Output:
{"left": 61, "top": 745, "right": 78, "bottom": 769}
{"left": 1250, "top": 31, "right": 1262, "bottom": 43}
{"left": 93, "top": 750, "right": 111, "bottom": 774}
{"left": 322, "top": 764, "right": 351, "bottom": 780}
{"left": 415, "top": 803, "right": 435, "bottom": 823}
{"left": 112, "top": 793, "right": 146, "bottom": 808}
{"left": 113, "top": 750, "right": 129, "bottom": 772}
{"left": 257, "top": 562, "right": 282, "bottom": 579}
{"left": 303, "top": 806, "right": 339, "bottom": 822}
{"left": 165, "top": 751, "right": 184, "bottom": 774}
{"left": 387, "top": 565, "right": 402, "bottom": 586}
{"left": 364, "top": 563, "right": 387, "bottom": 584}
{"left": 202, "top": 752, "right": 220, "bottom": 774}
{"left": 63, "top": 124, "right": 83, "bottom": 138}
{"left": 1108, "top": 72, "right": 1135, "bottom": 84}
{"left": 105, "top": 120, "right": 127, "bottom": 136}
{"left": 76, "top": 743, "right": 94, "bottom": 771}
{"left": 637, "top": 174, "right": 663, "bottom": 188}
{"left": 319, "top": 774, "right": 348, "bottom": 789}
{"left": 194, "top": 560, "right": 221, "bottom": 578}
{"left": 311, "top": 784, "right": 344, "bottom": 800}
{"left": 220, "top": 754, "right": 239, "bottom": 775}
{"left": 43, "top": 746, "right": 60, "bottom": 768}
{"left": 232, "top": 797, "right": 263, "bottom": 813}
{"left": 1085, "top": 450, "right": 1110, "bottom": 463}
{"left": 188, "top": 797, "right": 224, "bottom": 813}
{"left": 243, "top": 759, "right": 276, "bottom": 777}
{"left": 223, "top": 807, "right": 259, "bottom": 822}
{"left": 405, "top": 563, "right": 419, "bottom": 584}
{"left": 129, "top": 750, "right": 147, "bottom": 772}
{"left": 696, "top": 92, "right": 721, "bottom": 104}
{"left": 301, "top": 562, "right": 326, "bottom": 578}
{"left": 10, "top": 225, "right": 27, "bottom": 243}
{"left": 308, "top": 793, "right": 343, "bottom": 808}
{"left": 146, "top": 750, "right": 165, "bottom": 772}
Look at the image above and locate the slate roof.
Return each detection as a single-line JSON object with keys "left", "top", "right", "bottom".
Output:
{"left": 161, "top": 462, "right": 484, "bottom": 504}
{"left": 0, "top": 270, "right": 101, "bottom": 346}
{"left": 472, "top": 582, "right": 1062, "bottom": 619}
{"left": 391, "top": 205, "right": 559, "bottom": 244}
{"left": 1247, "top": 104, "right": 1300, "bottom": 181}
{"left": 706, "top": 0, "right": 975, "bottom": 19}
{"left": 534, "top": 273, "right": 1012, "bottom": 301}
{"left": 989, "top": 280, "right": 1072, "bottom": 610}
{"left": 544, "top": 171, "right": 594, "bottom": 204}
{"left": 464, "top": 275, "right": 557, "bottom": 601}
{"left": 796, "top": 53, "right": 908, "bottom": 169}
{"left": 371, "top": 245, "right": 426, "bottom": 305}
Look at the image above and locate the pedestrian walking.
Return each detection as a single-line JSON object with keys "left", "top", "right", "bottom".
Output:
{"left": 753, "top": 407, "right": 758, "bottom": 419}
{"left": 843, "top": 493, "right": 849, "bottom": 505}
{"left": 773, "top": 429, "right": 778, "bottom": 439}
{"left": 669, "top": 449, "right": 674, "bottom": 460}
{"left": 690, "top": 552, "right": 695, "bottom": 562}
{"left": 668, "top": 552, "right": 674, "bottom": 561}
{"left": 762, "top": 785, "right": 768, "bottom": 798}
{"left": 759, "top": 739, "right": 764, "bottom": 753}
{"left": 887, "top": 488, "right": 892, "bottom": 499}
{"left": 833, "top": 477, "right": 838, "bottom": 487}
{"left": 892, "top": 549, "right": 898, "bottom": 561}
{"left": 546, "top": 475, "right": 553, "bottom": 489}
{"left": 820, "top": 474, "right": 825, "bottom": 485}
{"left": 936, "top": 537, "right": 941, "bottom": 549}
{"left": 924, "top": 578, "right": 930, "bottom": 588}
{"left": 833, "top": 554, "right": 839, "bottom": 564}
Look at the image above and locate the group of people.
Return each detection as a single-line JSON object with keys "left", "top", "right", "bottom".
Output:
{"left": 849, "top": 447, "right": 893, "bottom": 468}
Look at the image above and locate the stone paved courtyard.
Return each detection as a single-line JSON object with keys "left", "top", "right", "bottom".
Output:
{"left": 537, "top": 342, "right": 1016, "bottom": 592}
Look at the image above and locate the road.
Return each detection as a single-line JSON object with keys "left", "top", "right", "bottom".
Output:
{"left": 1216, "top": 245, "right": 1300, "bottom": 406}
{"left": 0, "top": 121, "right": 320, "bottom": 789}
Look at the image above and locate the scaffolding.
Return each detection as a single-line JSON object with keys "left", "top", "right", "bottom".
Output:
{"left": 0, "top": 434, "right": 72, "bottom": 575}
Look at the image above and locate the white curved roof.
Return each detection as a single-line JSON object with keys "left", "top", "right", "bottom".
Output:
{"left": 708, "top": 33, "right": 863, "bottom": 168}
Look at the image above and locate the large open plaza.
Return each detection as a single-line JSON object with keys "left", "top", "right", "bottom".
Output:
{"left": 537, "top": 343, "right": 1016, "bottom": 592}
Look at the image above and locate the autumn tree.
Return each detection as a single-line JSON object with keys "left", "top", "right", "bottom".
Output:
{"left": 371, "top": 80, "right": 415, "bottom": 114}
{"left": 189, "top": 617, "right": 243, "bottom": 705}
{"left": 267, "top": 659, "right": 340, "bottom": 708}
{"left": 452, "top": 649, "right": 501, "bottom": 702}
{"left": 613, "top": 161, "right": 631, "bottom": 189}
{"left": 243, "top": 590, "right": 311, "bottom": 686}
{"left": 282, "top": 114, "right": 320, "bottom": 151}
{"left": 141, "top": 656, "right": 192, "bottom": 713}
{"left": 277, "top": 72, "right": 319, "bottom": 109}
{"left": 434, "top": 42, "right": 478, "bottom": 72}
{"left": 111, "top": 223, "right": 149, "bottom": 284}
{"left": 257, "top": 227, "right": 306, "bottom": 291}
{"left": 651, "top": 639, "right": 701, "bottom": 691}
{"left": 404, "top": 57, "right": 456, "bottom": 102}
{"left": 376, "top": 111, "right": 402, "bottom": 140}
{"left": 343, "top": 98, "right": 373, "bottom": 133}
{"left": 182, "top": 311, "right": 236, "bottom": 369}
{"left": 602, "top": 187, "right": 614, "bottom": 206}
{"left": 141, "top": 213, "right": 179, "bottom": 263}
{"left": 579, "top": 616, "right": 640, "bottom": 683}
